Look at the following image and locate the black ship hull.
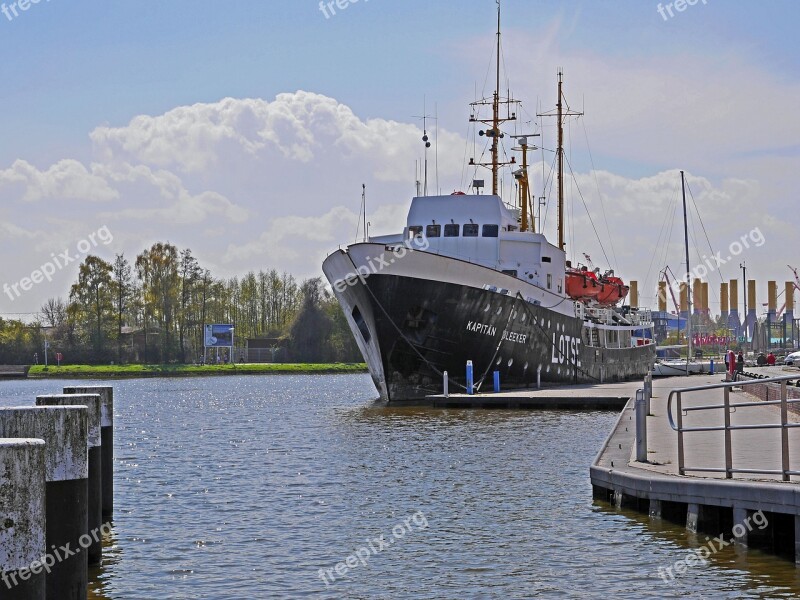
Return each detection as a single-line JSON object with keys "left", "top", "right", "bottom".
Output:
{"left": 324, "top": 247, "right": 654, "bottom": 402}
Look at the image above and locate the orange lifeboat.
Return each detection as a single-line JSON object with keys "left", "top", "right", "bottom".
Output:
{"left": 565, "top": 265, "right": 601, "bottom": 300}
{"left": 596, "top": 270, "right": 629, "bottom": 306}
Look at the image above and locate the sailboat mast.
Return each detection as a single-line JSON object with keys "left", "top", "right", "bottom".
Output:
{"left": 557, "top": 71, "right": 564, "bottom": 250}
{"left": 681, "top": 170, "right": 693, "bottom": 362}
{"left": 491, "top": 2, "right": 501, "bottom": 196}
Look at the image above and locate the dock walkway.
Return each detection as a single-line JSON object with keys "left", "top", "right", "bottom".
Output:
{"left": 591, "top": 368, "right": 800, "bottom": 559}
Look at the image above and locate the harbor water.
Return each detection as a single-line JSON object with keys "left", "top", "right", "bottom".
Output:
{"left": 1, "top": 374, "right": 799, "bottom": 599}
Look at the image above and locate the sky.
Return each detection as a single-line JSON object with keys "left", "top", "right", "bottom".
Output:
{"left": 0, "top": 0, "right": 798, "bottom": 320}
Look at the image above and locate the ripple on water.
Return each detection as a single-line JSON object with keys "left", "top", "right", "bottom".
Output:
{"left": 1, "top": 375, "right": 799, "bottom": 598}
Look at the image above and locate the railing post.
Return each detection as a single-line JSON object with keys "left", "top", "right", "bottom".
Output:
{"left": 676, "top": 391, "right": 685, "bottom": 475}
{"left": 636, "top": 390, "right": 648, "bottom": 462}
{"left": 781, "top": 380, "right": 790, "bottom": 482}
{"left": 724, "top": 386, "right": 733, "bottom": 479}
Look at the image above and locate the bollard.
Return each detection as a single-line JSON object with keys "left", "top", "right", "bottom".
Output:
{"left": 36, "top": 395, "right": 103, "bottom": 567}
{"left": 64, "top": 387, "right": 113, "bottom": 517}
{"left": 635, "top": 390, "right": 648, "bottom": 463}
{"left": 493, "top": 371, "right": 500, "bottom": 392}
{"left": 466, "top": 360, "right": 474, "bottom": 395}
{"left": 0, "top": 439, "right": 47, "bottom": 600}
{"left": 0, "top": 408, "right": 88, "bottom": 600}
{"left": 443, "top": 371, "right": 449, "bottom": 398}
{"left": 709, "top": 359, "right": 715, "bottom": 375}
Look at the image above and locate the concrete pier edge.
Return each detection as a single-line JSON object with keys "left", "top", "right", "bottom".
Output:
{"left": 35, "top": 395, "right": 104, "bottom": 567}
{"left": 63, "top": 386, "right": 114, "bottom": 517}
{"left": 0, "top": 438, "right": 46, "bottom": 600}
{"left": 0, "top": 407, "right": 89, "bottom": 599}
{"left": 591, "top": 383, "right": 800, "bottom": 563}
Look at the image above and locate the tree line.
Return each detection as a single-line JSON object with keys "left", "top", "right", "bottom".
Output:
{"left": 0, "top": 242, "right": 361, "bottom": 365}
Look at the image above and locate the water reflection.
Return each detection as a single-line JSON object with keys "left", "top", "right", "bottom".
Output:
{"left": 88, "top": 520, "right": 121, "bottom": 600}
{"left": 593, "top": 500, "right": 800, "bottom": 597}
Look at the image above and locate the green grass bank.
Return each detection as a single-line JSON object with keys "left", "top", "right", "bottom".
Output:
{"left": 27, "top": 363, "right": 368, "bottom": 379}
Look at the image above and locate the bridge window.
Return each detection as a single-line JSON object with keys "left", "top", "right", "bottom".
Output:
{"left": 408, "top": 226, "right": 422, "bottom": 239}
{"left": 426, "top": 224, "right": 441, "bottom": 238}
{"left": 444, "top": 224, "right": 460, "bottom": 237}
{"left": 542, "top": 256, "right": 552, "bottom": 263}
{"left": 463, "top": 224, "right": 479, "bottom": 237}
{"left": 547, "top": 274, "right": 552, "bottom": 289}
{"left": 482, "top": 224, "right": 499, "bottom": 237}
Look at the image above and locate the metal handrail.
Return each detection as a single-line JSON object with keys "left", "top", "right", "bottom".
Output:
{"left": 666, "top": 375, "right": 799, "bottom": 480}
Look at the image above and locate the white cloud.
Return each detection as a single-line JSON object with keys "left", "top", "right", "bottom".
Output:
{"left": 0, "top": 74, "right": 796, "bottom": 317}
{"left": 0, "top": 159, "right": 118, "bottom": 203}
{"left": 89, "top": 92, "right": 466, "bottom": 184}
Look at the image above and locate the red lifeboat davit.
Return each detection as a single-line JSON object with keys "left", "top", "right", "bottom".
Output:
{"left": 596, "top": 270, "right": 629, "bottom": 306}
{"left": 565, "top": 265, "right": 601, "bottom": 300}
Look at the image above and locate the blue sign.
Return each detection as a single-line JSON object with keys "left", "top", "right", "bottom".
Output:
{"left": 204, "top": 324, "right": 234, "bottom": 348}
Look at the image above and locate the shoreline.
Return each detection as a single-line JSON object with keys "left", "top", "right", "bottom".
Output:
{"left": 24, "top": 363, "right": 368, "bottom": 380}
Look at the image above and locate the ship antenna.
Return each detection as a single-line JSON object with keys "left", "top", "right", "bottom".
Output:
{"left": 435, "top": 103, "right": 439, "bottom": 195}
{"left": 355, "top": 183, "right": 367, "bottom": 243}
{"left": 414, "top": 98, "right": 433, "bottom": 197}
{"left": 362, "top": 184, "right": 367, "bottom": 242}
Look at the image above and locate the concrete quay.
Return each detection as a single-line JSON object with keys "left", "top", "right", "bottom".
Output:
{"left": 591, "top": 368, "right": 800, "bottom": 561}
{"left": 425, "top": 380, "right": 643, "bottom": 409}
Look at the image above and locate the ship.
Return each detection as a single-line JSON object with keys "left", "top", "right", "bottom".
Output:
{"left": 322, "top": 3, "right": 655, "bottom": 403}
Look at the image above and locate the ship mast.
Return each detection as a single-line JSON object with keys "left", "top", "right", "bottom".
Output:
{"left": 469, "top": 0, "right": 517, "bottom": 197}
{"left": 539, "top": 70, "right": 582, "bottom": 251}
{"left": 492, "top": 3, "right": 500, "bottom": 195}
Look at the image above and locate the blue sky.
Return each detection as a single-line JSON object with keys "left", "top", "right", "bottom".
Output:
{"left": 1, "top": 0, "right": 798, "bottom": 315}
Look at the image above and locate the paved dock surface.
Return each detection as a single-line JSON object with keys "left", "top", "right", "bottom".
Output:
{"left": 600, "top": 369, "right": 800, "bottom": 483}
{"left": 591, "top": 367, "right": 800, "bottom": 528}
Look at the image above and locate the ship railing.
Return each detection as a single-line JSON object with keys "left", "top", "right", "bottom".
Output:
{"left": 627, "top": 308, "right": 653, "bottom": 326}
{"left": 574, "top": 302, "right": 586, "bottom": 320}
{"left": 585, "top": 306, "right": 613, "bottom": 324}
{"left": 666, "top": 375, "right": 800, "bottom": 480}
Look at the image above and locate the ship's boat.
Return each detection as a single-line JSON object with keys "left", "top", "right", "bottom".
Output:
{"left": 565, "top": 265, "right": 601, "bottom": 300}
{"left": 596, "top": 270, "right": 629, "bottom": 306}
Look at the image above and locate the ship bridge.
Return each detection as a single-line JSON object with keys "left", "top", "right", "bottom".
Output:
{"left": 395, "top": 194, "right": 567, "bottom": 296}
